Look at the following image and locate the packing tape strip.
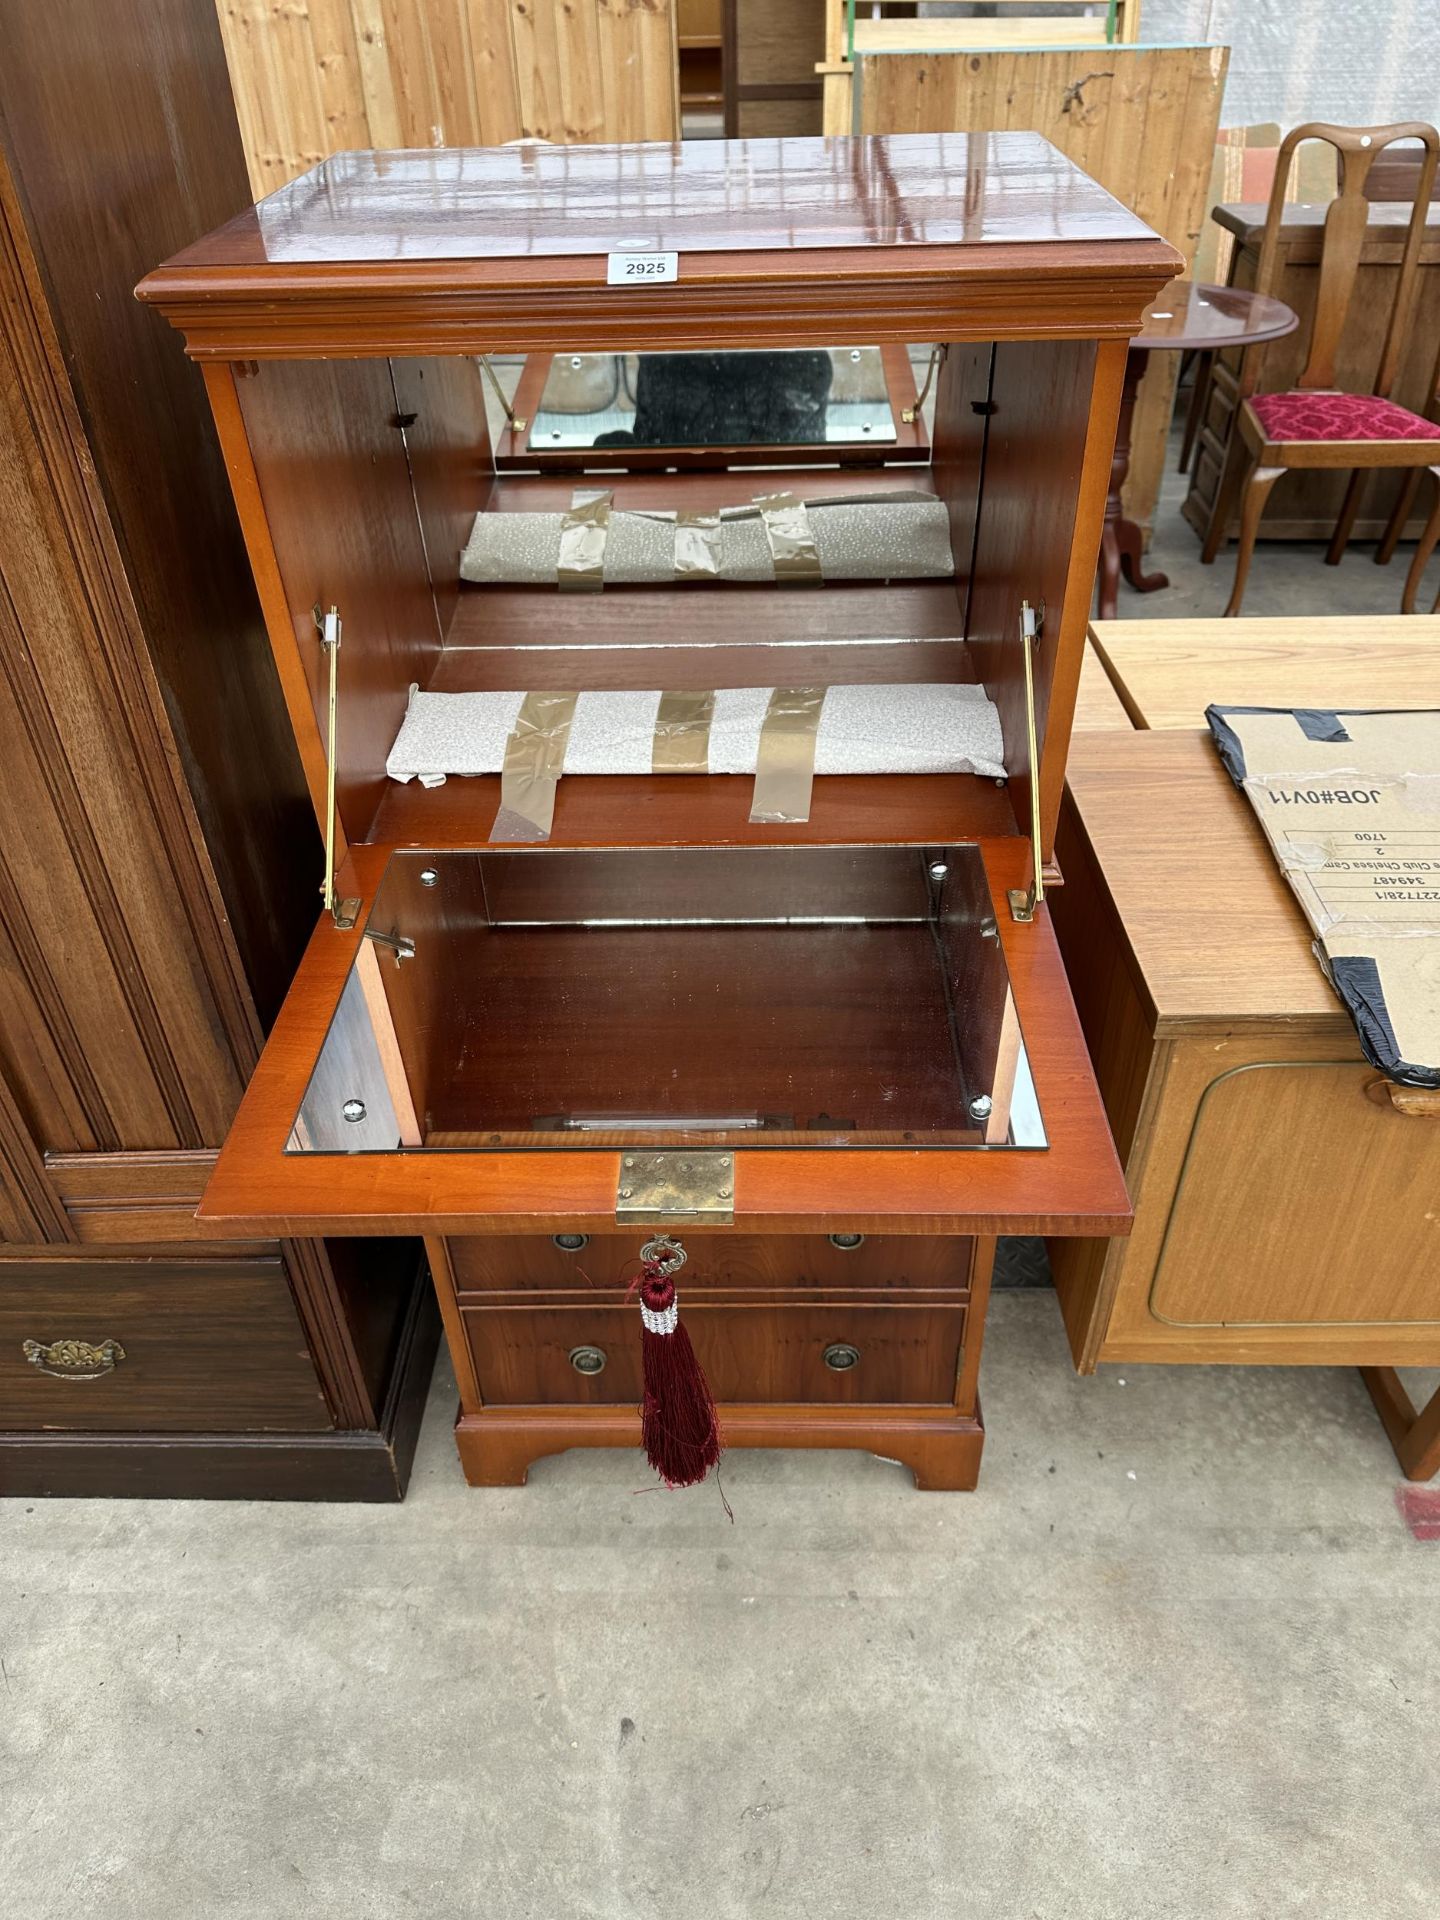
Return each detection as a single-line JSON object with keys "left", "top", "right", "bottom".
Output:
{"left": 674, "top": 509, "right": 723, "bottom": 580}
{"left": 632, "top": 490, "right": 935, "bottom": 525}
{"left": 749, "top": 687, "right": 826, "bottom": 823}
{"left": 754, "top": 492, "right": 822, "bottom": 585}
{"left": 778, "top": 488, "right": 935, "bottom": 514}
{"left": 557, "top": 490, "right": 611, "bottom": 592}
{"left": 652, "top": 690, "right": 715, "bottom": 773}
{"left": 491, "top": 690, "right": 579, "bottom": 841}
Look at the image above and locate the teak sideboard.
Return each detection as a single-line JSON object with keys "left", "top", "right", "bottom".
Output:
{"left": 1052, "top": 622, "right": 1440, "bottom": 1481}
{"left": 139, "top": 134, "right": 1179, "bottom": 1490}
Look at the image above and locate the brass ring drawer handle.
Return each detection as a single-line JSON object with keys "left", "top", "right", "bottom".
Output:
{"left": 823, "top": 1342, "right": 861, "bottom": 1373}
{"left": 22, "top": 1338, "right": 125, "bottom": 1381}
{"left": 569, "top": 1345, "right": 607, "bottom": 1377}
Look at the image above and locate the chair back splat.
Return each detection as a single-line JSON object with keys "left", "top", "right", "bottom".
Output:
{"left": 1254, "top": 122, "right": 1440, "bottom": 399}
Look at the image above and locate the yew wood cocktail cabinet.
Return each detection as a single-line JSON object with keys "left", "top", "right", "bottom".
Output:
{"left": 140, "top": 134, "right": 1179, "bottom": 1490}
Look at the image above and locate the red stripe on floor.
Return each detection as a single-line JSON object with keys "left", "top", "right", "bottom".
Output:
{"left": 1396, "top": 1486, "right": 1440, "bottom": 1540}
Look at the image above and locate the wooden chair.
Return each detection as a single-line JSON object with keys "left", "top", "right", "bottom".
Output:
{"left": 1177, "top": 123, "right": 1335, "bottom": 478}
{"left": 1207, "top": 122, "right": 1440, "bottom": 617}
{"left": 1372, "top": 322, "right": 1440, "bottom": 612}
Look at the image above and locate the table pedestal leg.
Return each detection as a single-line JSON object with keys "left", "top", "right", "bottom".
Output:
{"left": 1362, "top": 1367, "right": 1440, "bottom": 1480}
{"left": 1097, "top": 346, "right": 1170, "bottom": 618}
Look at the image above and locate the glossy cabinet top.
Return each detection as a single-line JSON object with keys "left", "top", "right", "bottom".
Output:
{"left": 139, "top": 135, "right": 1180, "bottom": 359}
{"left": 159, "top": 133, "right": 1155, "bottom": 269}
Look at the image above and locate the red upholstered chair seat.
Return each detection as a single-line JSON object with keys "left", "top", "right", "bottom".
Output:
{"left": 1251, "top": 389, "right": 1440, "bottom": 442}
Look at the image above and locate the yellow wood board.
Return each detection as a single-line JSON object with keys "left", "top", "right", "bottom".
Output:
{"left": 854, "top": 43, "right": 1228, "bottom": 534}
{"left": 822, "top": 0, "right": 1142, "bottom": 121}
{"left": 1073, "top": 640, "right": 1137, "bottom": 732}
{"left": 855, "top": 20, "right": 1112, "bottom": 52}
{"left": 216, "top": 0, "right": 681, "bottom": 198}
{"left": 1088, "top": 615, "right": 1440, "bottom": 730}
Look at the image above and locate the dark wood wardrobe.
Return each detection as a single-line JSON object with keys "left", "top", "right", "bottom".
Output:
{"left": 0, "top": 0, "right": 438, "bottom": 1497}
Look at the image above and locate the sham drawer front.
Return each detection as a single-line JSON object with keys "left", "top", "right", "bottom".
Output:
{"left": 464, "top": 1303, "right": 966, "bottom": 1406}
{"left": 0, "top": 1259, "right": 330, "bottom": 1433}
{"left": 450, "top": 1234, "right": 974, "bottom": 1300}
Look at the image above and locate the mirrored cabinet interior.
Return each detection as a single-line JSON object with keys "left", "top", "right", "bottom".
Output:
{"left": 140, "top": 134, "right": 1179, "bottom": 1489}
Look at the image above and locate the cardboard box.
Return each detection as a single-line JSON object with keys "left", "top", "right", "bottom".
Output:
{"left": 1209, "top": 705, "right": 1440, "bottom": 1087}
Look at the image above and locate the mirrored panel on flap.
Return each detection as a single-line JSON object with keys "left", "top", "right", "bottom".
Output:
{"left": 289, "top": 846, "right": 1045, "bottom": 1154}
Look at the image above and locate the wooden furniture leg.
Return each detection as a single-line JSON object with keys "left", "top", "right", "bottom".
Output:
{"left": 1400, "top": 464, "right": 1440, "bottom": 613}
{"left": 1117, "top": 518, "right": 1169, "bottom": 596}
{"left": 1223, "top": 463, "right": 1286, "bottom": 616}
{"left": 1096, "top": 520, "right": 1122, "bottom": 620}
{"left": 1095, "top": 345, "right": 1169, "bottom": 619}
{"left": 1376, "top": 467, "right": 1423, "bottom": 566}
{"left": 1325, "top": 468, "right": 1366, "bottom": 565}
{"left": 1200, "top": 439, "right": 1248, "bottom": 563}
{"left": 1361, "top": 1367, "right": 1440, "bottom": 1480}
{"left": 1178, "top": 348, "right": 1212, "bottom": 474}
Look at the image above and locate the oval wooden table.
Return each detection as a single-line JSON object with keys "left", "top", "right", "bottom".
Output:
{"left": 1097, "top": 279, "right": 1297, "bottom": 618}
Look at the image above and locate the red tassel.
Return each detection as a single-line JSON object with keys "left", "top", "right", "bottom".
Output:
{"left": 637, "top": 1263, "right": 721, "bottom": 1488}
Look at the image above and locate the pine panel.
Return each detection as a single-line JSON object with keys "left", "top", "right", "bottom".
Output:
{"left": 216, "top": 0, "right": 679, "bottom": 197}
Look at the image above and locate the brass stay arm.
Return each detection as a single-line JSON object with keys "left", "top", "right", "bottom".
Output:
{"left": 315, "top": 604, "right": 360, "bottom": 930}
{"left": 479, "top": 354, "right": 526, "bottom": 435}
{"left": 902, "top": 344, "right": 945, "bottom": 424}
{"left": 1007, "top": 600, "right": 1046, "bottom": 924}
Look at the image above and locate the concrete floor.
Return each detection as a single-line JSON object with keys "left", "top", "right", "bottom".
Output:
{"left": 5, "top": 439, "right": 1440, "bottom": 1917}
{"left": 1111, "top": 426, "right": 1440, "bottom": 622}
{"left": 3, "top": 1292, "right": 1437, "bottom": 1920}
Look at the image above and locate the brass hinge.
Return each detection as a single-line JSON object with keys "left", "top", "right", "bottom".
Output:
{"left": 1007, "top": 599, "right": 1046, "bottom": 925}
{"left": 615, "top": 1152, "right": 735, "bottom": 1225}
{"left": 314, "top": 604, "right": 361, "bottom": 930}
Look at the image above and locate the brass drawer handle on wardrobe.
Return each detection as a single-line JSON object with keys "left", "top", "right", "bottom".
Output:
{"left": 22, "top": 1337, "right": 126, "bottom": 1381}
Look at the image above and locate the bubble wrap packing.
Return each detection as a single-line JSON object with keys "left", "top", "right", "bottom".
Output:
{"left": 459, "top": 496, "right": 955, "bottom": 585}
{"left": 387, "top": 683, "right": 1006, "bottom": 787}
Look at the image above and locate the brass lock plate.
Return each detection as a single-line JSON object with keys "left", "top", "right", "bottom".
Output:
{"left": 615, "top": 1152, "right": 734, "bottom": 1225}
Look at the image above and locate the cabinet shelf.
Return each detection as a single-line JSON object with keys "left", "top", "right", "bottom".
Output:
{"left": 369, "top": 767, "right": 1016, "bottom": 853}
{"left": 440, "top": 584, "right": 970, "bottom": 684}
